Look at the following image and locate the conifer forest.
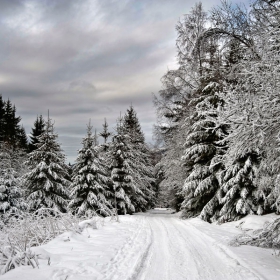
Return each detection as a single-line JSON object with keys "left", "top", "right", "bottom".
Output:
{"left": 1, "top": 0, "right": 280, "bottom": 278}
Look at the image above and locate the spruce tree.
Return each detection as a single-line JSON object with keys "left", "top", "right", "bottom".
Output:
{"left": 180, "top": 82, "right": 225, "bottom": 219}
{"left": 69, "top": 122, "right": 112, "bottom": 216}
{"left": 3, "top": 100, "right": 21, "bottom": 147}
{"left": 123, "top": 106, "right": 145, "bottom": 144}
{"left": 109, "top": 118, "right": 136, "bottom": 214}
{"left": 24, "top": 117, "right": 70, "bottom": 212}
{"left": 29, "top": 115, "right": 45, "bottom": 152}
{"left": 0, "top": 142, "right": 26, "bottom": 215}
{"left": 0, "top": 94, "right": 5, "bottom": 143}
{"left": 216, "top": 151, "right": 259, "bottom": 223}
{"left": 0, "top": 98, "right": 28, "bottom": 150}
{"left": 122, "top": 106, "right": 155, "bottom": 211}
{"left": 17, "top": 125, "right": 28, "bottom": 151}
{"left": 99, "top": 118, "right": 111, "bottom": 144}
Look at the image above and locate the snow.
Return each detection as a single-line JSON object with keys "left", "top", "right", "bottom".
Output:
{"left": 2, "top": 210, "right": 280, "bottom": 280}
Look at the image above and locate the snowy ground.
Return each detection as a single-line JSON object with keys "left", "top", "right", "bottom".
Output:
{"left": 2, "top": 209, "right": 280, "bottom": 280}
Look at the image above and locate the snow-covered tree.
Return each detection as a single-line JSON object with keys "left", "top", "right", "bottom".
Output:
{"left": 0, "top": 142, "right": 26, "bottom": 215}
{"left": 24, "top": 117, "right": 70, "bottom": 212}
{"left": 122, "top": 106, "right": 155, "bottom": 211}
{"left": 180, "top": 81, "right": 226, "bottom": 219}
{"left": 69, "top": 122, "right": 113, "bottom": 216}
{"left": 109, "top": 118, "right": 136, "bottom": 215}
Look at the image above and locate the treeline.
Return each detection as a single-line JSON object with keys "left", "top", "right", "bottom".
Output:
{"left": 0, "top": 95, "right": 28, "bottom": 150}
{"left": 155, "top": 0, "right": 280, "bottom": 223}
{"left": 0, "top": 98, "right": 157, "bottom": 219}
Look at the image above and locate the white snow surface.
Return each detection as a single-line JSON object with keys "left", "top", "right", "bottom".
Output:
{"left": 2, "top": 210, "right": 280, "bottom": 280}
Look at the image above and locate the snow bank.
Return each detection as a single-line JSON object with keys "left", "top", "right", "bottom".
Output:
{"left": 1, "top": 215, "right": 150, "bottom": 280}
{"left": 187, "top": 214, "right": 280, "bottom": 280}
{"left": 222, "top": 214, "right": 279, "bottom": 233}
{"left": 2, "top": 211, "right": 280, "bottom": 280}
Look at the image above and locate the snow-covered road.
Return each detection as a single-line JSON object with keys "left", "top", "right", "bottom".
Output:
{"left": 135, "top": 210, "right": 261, "bottom": 280}
{"left": 2, "top": 209, "right": 280, "bottom": 280}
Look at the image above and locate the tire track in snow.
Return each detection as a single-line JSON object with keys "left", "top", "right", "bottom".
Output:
{"left": 102, "top": 215, "right": 151, "bottom": 280}
{"left": 135, "top": 212, "right": 263, "bottom": 280}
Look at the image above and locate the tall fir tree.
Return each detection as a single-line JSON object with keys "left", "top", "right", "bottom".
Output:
{"left": 99, "top": 118, "right": 111, "bottom": 144}
{"left": 0, "top": 142, "right": 26, "bottom": 215}
{"left": 0, "top": 97, "right": 28, "bottom": 150}
{"left": 24, "top": 117, "right": 70, "bottom": 212}
{"left": 122, "top": 106, "right": 155, "bottom": 211}
{"left": 69, "top": 122, "right": 113, "bottom": 216}
{"left": 180, "top": 82, "right": 225, "bottom": 219}
{"left": 29, "top": 115, "right": 45, "bottom": 152}
{"left": 0, "top": 94, "right": 5, "bottom": 143}
{"left": 109, "top": 117, "right": 136, "bottom": 214}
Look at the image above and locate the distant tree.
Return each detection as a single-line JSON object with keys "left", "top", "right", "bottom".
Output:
{"left": 109, "top": 118, "right": 136, "bottom": 214}
{"left": 69, "top": 122, "right": 113, "bottom": 216}
{"left": 24, "top": 117, "right": 70, "bottom": 212}
{"left": 99, "top": 118, "right": 111, "bottom": 144}
{"left": 0, "top": 94, "right": 5, "bottom": 143}
{"left": 17, "top": 125, "right": 28, "bottom": 151}
{"left": 123, "top": 106, "right": 145, "bottom": 144}
{"left": 29, "top": 115, "right": 45, "bottom": 152}
{"left": 93, "top": 129, "right": 99, "bottom": 147}
{"left": 0, "top": 97, "right": 28, "bottom": 150}
{"left": 122, "top": 106, "right": 155, "bottom": 211}
{"left": 3, "top": 100, "right": 21, "bottom": 147}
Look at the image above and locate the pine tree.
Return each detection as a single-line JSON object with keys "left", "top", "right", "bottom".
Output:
{"left": 0, "top": 98, "right": 28, "bottom": 150}
{"left": 18, "top": 125, "right": 28, "bottom": 151}
{"left": 3, "top": 100, "right": 21, "bottom": 147}
{"left": 99, "top": 118, "right": 111, "bottom": 144}
{"left": 123, "top": 106, "right": 145, "bottom": 144}
{"left": 24, "top": 117, "right": 70, "bottom": 212}
{"left": 0, "top": 142, "right": 26, "bottom": 215}
{"left": 122, "top": 106, "right": 155, "bottom": 211}
{"left": 29, "top": 115, "right": 45, "bottom": 152}
{"left": 215, "top": 150, "right": 259, "bottom": 223}
{"left": 0, "top": 94, "right": 5, "bottom": 143}
{"left": 109, "top": 118, "right": 136, "bottom": 215}
{"left": 180, "top": 82, "right": 225, "bottom": 219}
{"left": 69, "top": 122, "right": 112, "bottom": 216}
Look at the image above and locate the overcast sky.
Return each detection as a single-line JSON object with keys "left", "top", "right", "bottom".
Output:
{"left": 0, "top": 0, "right": 250, "bottom": 163}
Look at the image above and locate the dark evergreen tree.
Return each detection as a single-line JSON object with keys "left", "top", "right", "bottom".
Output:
{"left": 123, "top": 106, "right": 145, "bottom": 144}
{"left": 29, "top": 115, "right": 45, "bottom": 152}
{"left": 3, "top": 100, "right": 21, "bottom": 147}
{"left": 69, "top": 122, "right": 113, "bottom": 216}
{"left": 99, "top": 118, "right": 111, "bottom": 144}
{"left": 0, "top": 94, "right": 5, "bottom": 143}
{"left": 0, "top": 97, "right": 28, "bottom": 150}
{"left": 24, "top": 117, "right": 70, "bottom": 212}
{"left": 18, "top": 125, "right": 28, "bottom": 151}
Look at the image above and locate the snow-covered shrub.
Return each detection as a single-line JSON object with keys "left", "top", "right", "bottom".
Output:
{"left": 0, "top": 208, "right": 105, "bottom": 274}
{"left": 0, "top": 239, "right": 39, "bottom": 275}
{"left": 230, "top": 218, "right": 280, "bottom": 250}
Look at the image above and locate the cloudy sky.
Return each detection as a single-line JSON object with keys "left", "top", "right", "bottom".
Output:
{"left": 0, "top": 0, "right": 250, "bottom": 163}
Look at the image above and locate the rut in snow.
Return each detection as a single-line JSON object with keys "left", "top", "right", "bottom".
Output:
{"left": 128, "top": 209, "right": 263, "bottom": 280}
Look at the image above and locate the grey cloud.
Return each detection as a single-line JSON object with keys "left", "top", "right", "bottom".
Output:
{"left": 68, "top": 80, "right": 96, "bottom": 92}
{"left": 0, "top": 0, "right": 251, "bottom": 162}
